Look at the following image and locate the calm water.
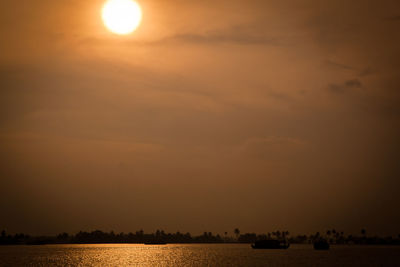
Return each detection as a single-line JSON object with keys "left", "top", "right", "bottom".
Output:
{"left": 0, "top": 244, "right": 399, "bottom": 266}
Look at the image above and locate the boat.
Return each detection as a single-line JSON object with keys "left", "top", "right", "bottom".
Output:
{"left": 313, "top": 239, "right": 330, "bottom": 250}
{"left": 251, "top": 240, "right": 290, "bottom": 249}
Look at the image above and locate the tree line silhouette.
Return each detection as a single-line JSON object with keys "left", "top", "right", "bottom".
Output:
{"left": 1, "top": 228, "right": 399, "bottom": 245}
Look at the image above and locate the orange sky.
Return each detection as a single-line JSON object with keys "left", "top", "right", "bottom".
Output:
{"left": 1, "top": 0, "right": 400, "bottom": 235}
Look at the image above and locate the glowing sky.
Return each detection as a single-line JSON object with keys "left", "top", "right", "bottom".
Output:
{"left": 0, "top": 0, "right": 399, "bottom": 235}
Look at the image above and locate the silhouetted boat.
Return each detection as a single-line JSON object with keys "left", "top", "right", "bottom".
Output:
{"left": 313, "top": 239, "right": 330, "bottom": 250}
{"left": 251, "top": 240, "right": 290, "bottom": 249}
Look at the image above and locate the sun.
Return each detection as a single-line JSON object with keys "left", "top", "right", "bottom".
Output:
{"left": 102, "top": 0, "right": 142, "bottom": 35}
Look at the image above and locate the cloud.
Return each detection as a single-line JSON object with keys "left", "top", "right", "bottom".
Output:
{"left": 165, "top": 29, "right": 281, "bottom": 46}
{"left": 328, "top": 79, "right": 363, "bottom": 94}
{"left": 344, "top": 79, "right": 362, "bottom": 88}
{"left": 359, "top": 67, "right": 376, "bottom": 77}
{"left": 323, "top": 60, "right": 355, "bottom": 71}
{"left": 90, "top": 24, "right": 284, "bottom": 46}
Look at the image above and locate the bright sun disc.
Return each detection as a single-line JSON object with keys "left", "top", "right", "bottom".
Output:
{"left": 102, "top": 0, "right": 142, "bottom": 35}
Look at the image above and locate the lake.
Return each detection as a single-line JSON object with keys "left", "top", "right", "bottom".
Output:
{"left": 0, "top": 244, "right": 399, "bottom": 266}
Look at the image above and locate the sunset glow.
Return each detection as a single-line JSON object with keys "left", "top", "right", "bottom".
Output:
{"left": 2, "top": 1, "right": 400, "bottom": 262}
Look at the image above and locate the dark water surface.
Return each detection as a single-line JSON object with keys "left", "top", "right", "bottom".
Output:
{"left": 0, "top": 244, "right": 399, "bottom": 266}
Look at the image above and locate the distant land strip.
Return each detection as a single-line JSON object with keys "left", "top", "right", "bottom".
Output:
{"left": 1, "top": 229, "right": 399, "bottom": 246}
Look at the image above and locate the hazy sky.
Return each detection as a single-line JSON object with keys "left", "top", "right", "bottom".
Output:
{"left": 1, "top": 0, "right": 399, "bottom": 236}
